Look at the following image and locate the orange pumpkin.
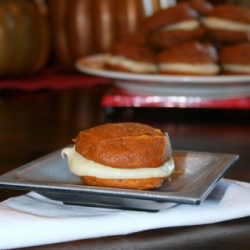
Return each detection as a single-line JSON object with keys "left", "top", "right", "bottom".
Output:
{"left": 48, "top": 0, "right": 145, "bottom": 71}
{"left": 0, "top": 0, "right": 50, "bottom": 77}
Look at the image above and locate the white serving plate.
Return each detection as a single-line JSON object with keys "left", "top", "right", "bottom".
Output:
{"left": 76, "top": 54, "right": 250, "bottom": 99}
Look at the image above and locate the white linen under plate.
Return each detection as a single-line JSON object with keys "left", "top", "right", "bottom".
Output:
{"left": 0, "top": 178, "right": 250, "bottom": 249}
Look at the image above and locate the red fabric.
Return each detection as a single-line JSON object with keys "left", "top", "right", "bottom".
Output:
{"left": 101, "top": 87, "right": 250, "bottom": 109}
{"left": 0, "top": 66, "right": 111, "bottom": 91}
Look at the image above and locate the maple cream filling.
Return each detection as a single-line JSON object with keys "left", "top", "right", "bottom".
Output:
{"left": 202, "top": 17, "right": 250, "bottom": 32}
{"left": 160, "top": 19, "right": 200, "bottom": 32}
{"left": 106, "top": 55, "right": 157, "bottom": 73}
{"left": 62, "top": 147, "right": 175, "bottom": 179}
{"left": 158, "top": 62, "right": 220, "bottom": 74}
{"left": 222, "top": 63, "right": 250, "bottom": 73}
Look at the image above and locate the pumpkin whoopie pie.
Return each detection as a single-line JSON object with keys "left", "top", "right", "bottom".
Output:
{"left": 62, "top": 123, "right": 175, "bottom": 190}
{"left": 104, "top": 42, "right": 157, "bottom": 74}
{"left": 143, "top": 4, "right": 206, "bottom": 49}
{"left": 202, "top": 4, "right": 250, "bottom": 44}
{"left": 157, "top": 41, "right": 220, "bottom": 75}
{"left": 219, "top": 43, "right": 250, "bottom": 75}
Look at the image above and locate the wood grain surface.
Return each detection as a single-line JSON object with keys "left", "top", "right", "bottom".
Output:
{"left": 0, "top": 86, "right": 250, "bottom": 249}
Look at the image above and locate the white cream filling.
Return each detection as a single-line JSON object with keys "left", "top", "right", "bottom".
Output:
{"left": 106, "top": 55, "right": 157, "bottom": 73}
{"left": 160, "top": 20, "right": 200, "bottom": 32}
{"left": 202, "top": 17, "right": 250, "bottom": 32}
{"left": 222, "top": 63, "right": 250, "bottom": 73}
{"left": 62, "top": 147, "right": 175, "bottom": 179}
{"left": 158, "top": 62, "right": 220, "bottom": 75}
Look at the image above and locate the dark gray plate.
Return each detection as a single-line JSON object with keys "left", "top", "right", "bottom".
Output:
{"left": 0, "top": 149, "right": 238, "bottom": 211}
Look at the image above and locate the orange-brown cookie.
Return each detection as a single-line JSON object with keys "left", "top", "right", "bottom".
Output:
{"left": 202, "top": 4, "right": 250, "bottom": 44}
{"left": 119, "top": 31, "right": 149, "bottom": 46}
{"left": 64, "top": 123, "right": 175, "bottom": 190}
{"left": 184, "top": 0, "right": 213, "bottom": 15}
{"left": 148, "top": 26, "right": 206, "bottom": 49}
{"left": 74, "top": 123, "right": 171, "bottom": 169}
{"left": 81, "top": 176, "right": 164, "bottom": 190}
{"left": 157, "top": 41, "right": 220, "bottom": 75}
{"left": 104, "top": 42, "right": 157, "bottom": 73}
{"left": 219, "top": 43, "right": 250, "bottom": 74}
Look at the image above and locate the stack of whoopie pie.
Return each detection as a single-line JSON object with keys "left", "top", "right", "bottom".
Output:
{"left": 104, "top": 0, "right": 250, "bottom": 75}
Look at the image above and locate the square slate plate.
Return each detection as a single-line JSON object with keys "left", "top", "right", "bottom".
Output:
{"left": 0, "top": 149, "right": 238, "bottom": 211}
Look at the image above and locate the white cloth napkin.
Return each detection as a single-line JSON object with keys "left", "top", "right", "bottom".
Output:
{"left": 1, "top": 178, "right": 250, "bottom": 250}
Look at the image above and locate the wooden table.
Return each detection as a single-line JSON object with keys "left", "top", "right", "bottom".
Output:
{"left": 0, "top": 86, "right": 250, "bottom": 249}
